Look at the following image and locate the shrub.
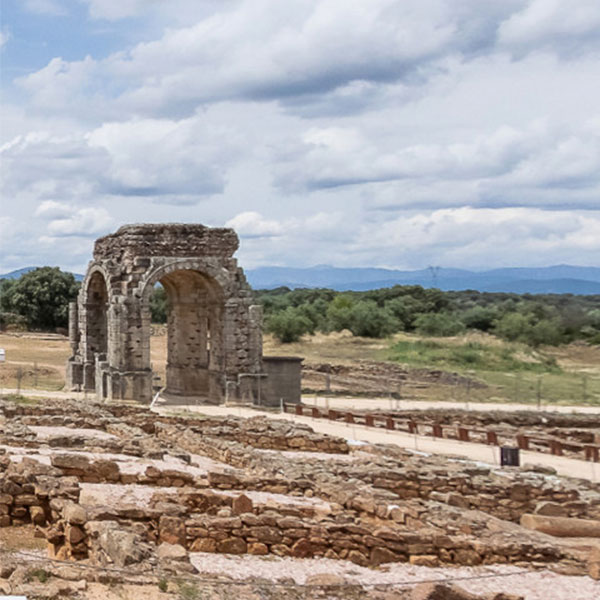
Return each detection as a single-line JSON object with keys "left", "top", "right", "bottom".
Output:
{"left": 414, "top": 312, "right": 465, "bottom": 337}
{"left": 493, "top": 312, "right": 532, "bottom": 342}
{"left": 460, "top": 306, "right": 498, "bottom": 332}
{"left": 266, "top": 306, "right": 312, "bottom": 343}
{"left": 348, "top": 300, "right": 399, "bottom": 338}
{"left": 326, "top": 295, "right": 354, "bottom": 331}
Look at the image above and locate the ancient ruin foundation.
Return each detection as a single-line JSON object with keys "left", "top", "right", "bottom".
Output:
{"left": 66, "top": 223, "right": 289, "bottom": 404}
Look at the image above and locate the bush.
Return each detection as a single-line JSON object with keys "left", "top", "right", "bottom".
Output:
{"left": 0, "top": 311, "right": 28, "bottom": 331}
{"left": 326, "top": 296, "right": 354, "bottom": 332}
{"left": 348, "top": 301, "right": 398, "bottom": 338}
{"left": 528, "top": 319, "right": 563, "bottom": 347}
{"left": 414, "top": 312, "right": 465, "bottom": 337}
{"left": 493, "top": 312, "right": 532, "bottom": 342}
{"left": 460, "top": 306, "right": 498, "bottom": 332}
{"left": 266, "top": 306, "right": 312, "bottom": 343}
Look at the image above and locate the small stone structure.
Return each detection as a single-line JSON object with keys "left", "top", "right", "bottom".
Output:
{"left": 66, "top": 223, "right": 300, "bottom": 404}
{"left": 261, "top": 356, "right": 303, "bottom": 407}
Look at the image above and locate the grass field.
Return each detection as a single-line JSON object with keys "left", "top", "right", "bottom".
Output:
{"left": 265, "top": 330, "right": 600, "bottom": 406}
{"left": 2, "top": 329, "right": 599, "bottom": 406}
{"left": 0, "top": 332, "right": 70, "bottom": 391}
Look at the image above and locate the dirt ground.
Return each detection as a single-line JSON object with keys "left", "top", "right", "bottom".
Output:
{"left": 2, "top": 330, "right": 599, "bottom": 405}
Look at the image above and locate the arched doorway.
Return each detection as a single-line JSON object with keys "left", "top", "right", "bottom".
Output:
{"left": 83, "top": 270, "right": 109, "bottom": 392}
{"left": 147, "top": 269, "right": 224, "bottom": 400}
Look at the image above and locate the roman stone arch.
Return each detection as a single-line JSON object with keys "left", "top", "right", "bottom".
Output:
{"left": 66, "top": 224, "right": 264, "bottom": 404}
{"left": 140, "top": 263, "right": 227, "bottom": 399}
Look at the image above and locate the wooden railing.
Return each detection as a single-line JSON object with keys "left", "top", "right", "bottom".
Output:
{"left": 284, "top": 403, "right": 600, "bottom": 463}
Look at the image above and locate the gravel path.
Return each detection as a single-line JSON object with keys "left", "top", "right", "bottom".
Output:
{"left": 189, "top": 553, "right": 600, "bottom": 599}
{"left": 29, "top": 426, "right": 119, "bottom": 441}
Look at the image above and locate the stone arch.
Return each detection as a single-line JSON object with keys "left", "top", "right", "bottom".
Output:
{"left": 66, "top": 224, "right": 277, "bottom": 404}
{"left": 80, "top": 267, "right": 110, "bottom": 392}
{"left": 80, "top": 264, "right": 114, "bottom": 303}
{"left": 141, "top": 263, "right": 228, "bottom": 399}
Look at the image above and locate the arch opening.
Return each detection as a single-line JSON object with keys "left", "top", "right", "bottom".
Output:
{"left": 83, "top": 270, "right": 109, "bottom": 392}
{"left": 147, "top": 269, "right": 224, "bottom": 400}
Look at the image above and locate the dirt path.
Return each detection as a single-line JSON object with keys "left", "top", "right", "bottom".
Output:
{"left": 156, "top": 404, "right": 600, "bottom": 483}
{"left": 302, "top": 394, "right": 600, "bottom": 414}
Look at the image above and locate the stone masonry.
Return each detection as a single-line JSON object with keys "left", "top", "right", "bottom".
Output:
{"left": 66, "top": 224, "right": 264, "bottom": 403}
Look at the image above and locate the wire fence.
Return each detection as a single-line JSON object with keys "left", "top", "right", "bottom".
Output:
{"left": 0, "top": 546, "right": 537, "bottom": 591}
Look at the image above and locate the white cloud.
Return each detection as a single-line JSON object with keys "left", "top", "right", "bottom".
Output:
{"left": 17, "top": 56, "right": 98, "bottom": 112}
{"left": 87, "top": 115, "right": 232, "bottom": 197}
{"left": 226, "top": 212, "right": 284, "bottom": 238}
{"left": 1, "top": 109, "right": 239, "bottom": 210}
{"left": 34, "top": 200, "right": 72, "bottom": 219}
{"left": 275, "top": 119, "right": 600, "bottom": 210}
{"left": 43, "top": 206, "right": 113, "bottom": 237}
{"left": 352, "top": 207, "right": 600, "bottom": 269}
{"left": 499, "top": 0, "right": 600, "bottom": 54}
{"left": 4, "top": 0, "right": 600, "bottom": 272}
{"left": 17, "top": 0, "right": 517, "bottom": 119}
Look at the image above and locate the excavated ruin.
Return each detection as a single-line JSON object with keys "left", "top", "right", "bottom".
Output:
{"left": 1, "top": 396, "right": 600, "bottom": 599}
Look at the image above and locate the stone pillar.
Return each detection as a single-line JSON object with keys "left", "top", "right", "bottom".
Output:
{"left": 248, "top": 304, "right": 263, "bottom": 372}
{"left": 68, "top": 302, "right": 79, "bottom": 355}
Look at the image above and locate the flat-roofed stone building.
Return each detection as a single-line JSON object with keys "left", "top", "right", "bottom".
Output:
{"left": 66, "top": 223, "right": 281, "bottom": 404}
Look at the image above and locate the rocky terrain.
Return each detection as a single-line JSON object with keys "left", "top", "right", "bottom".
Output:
{"left": 1, "top": 396, "right": 599, "bottom": 599}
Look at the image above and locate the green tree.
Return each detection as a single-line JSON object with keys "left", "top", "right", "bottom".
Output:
{"left": 460, "top": 305, "right": 498, "bottom": 332}
{"left": 348, "top": 300, "right": 399, "bottom": 338}
{"left": 586, "top": 309, "right": 600, "bottom": 329}
{"left": 529, "top": 319, "right": 563, "bottom": 347}
{"left": 150, "top": 285, "right": 168, "bottom": 323}
{"left": 386, "top": 296, "right": 423, "bottom": 330}
{"left": 493, "top": 312, "right": 532, "bottom": 342}
{"left": 266, "top": 306, "right": 312, "bottom": 343}
{"left": 326, "top": 295, "right": 355, "bottom": 331}
{"left": 1, "top": 267, "right": 80, "bottom": 330}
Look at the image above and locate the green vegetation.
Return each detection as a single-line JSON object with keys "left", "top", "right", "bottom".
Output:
{"left": 177, "top": 581, "right": 201, "bottom": 599}
{"left": 388, "top": 339, "right": 558, "bottom": 373}
{"left": 0, "top": 267, "right": 79, "bottom": 331}
{"left": 150, "top": 284, "right": 168, "bottom": 323}
{"left": 250, "top": 285, "right": 600, "bottom": 346}
{"left": 2, "top": 266, "right": 598, "bottom": 350}
{"left": 26, "top": 568, "right": 49, "bottom": 584}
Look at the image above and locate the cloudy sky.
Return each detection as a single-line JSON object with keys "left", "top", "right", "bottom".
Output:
{"left": 1, "top": 0, "right": 599, "bottom": 274}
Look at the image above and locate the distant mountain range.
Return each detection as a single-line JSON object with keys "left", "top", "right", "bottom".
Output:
{"left": 2, "top": 265, "right": 600, "bottom": 295}
{"left": 245, "top": 265, "right": 600, "bottom": 295}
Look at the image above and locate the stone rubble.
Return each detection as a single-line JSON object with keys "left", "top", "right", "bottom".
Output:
{"left": 1, "top": 396, "right": 599, "bottom": 599}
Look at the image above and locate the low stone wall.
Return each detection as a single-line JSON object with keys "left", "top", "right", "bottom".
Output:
{"left": 0, "top": 455, "right": 78, "bottom": 529}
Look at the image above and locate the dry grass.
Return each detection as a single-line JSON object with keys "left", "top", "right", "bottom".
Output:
{"left": 0, "top": 332, "right": 70, "bottom": 390}
{"left": 263, "top": 330, "right": 390, "bottom": 364}
{"left": 2, "top": 329, "right": 599, "bottom": 405}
